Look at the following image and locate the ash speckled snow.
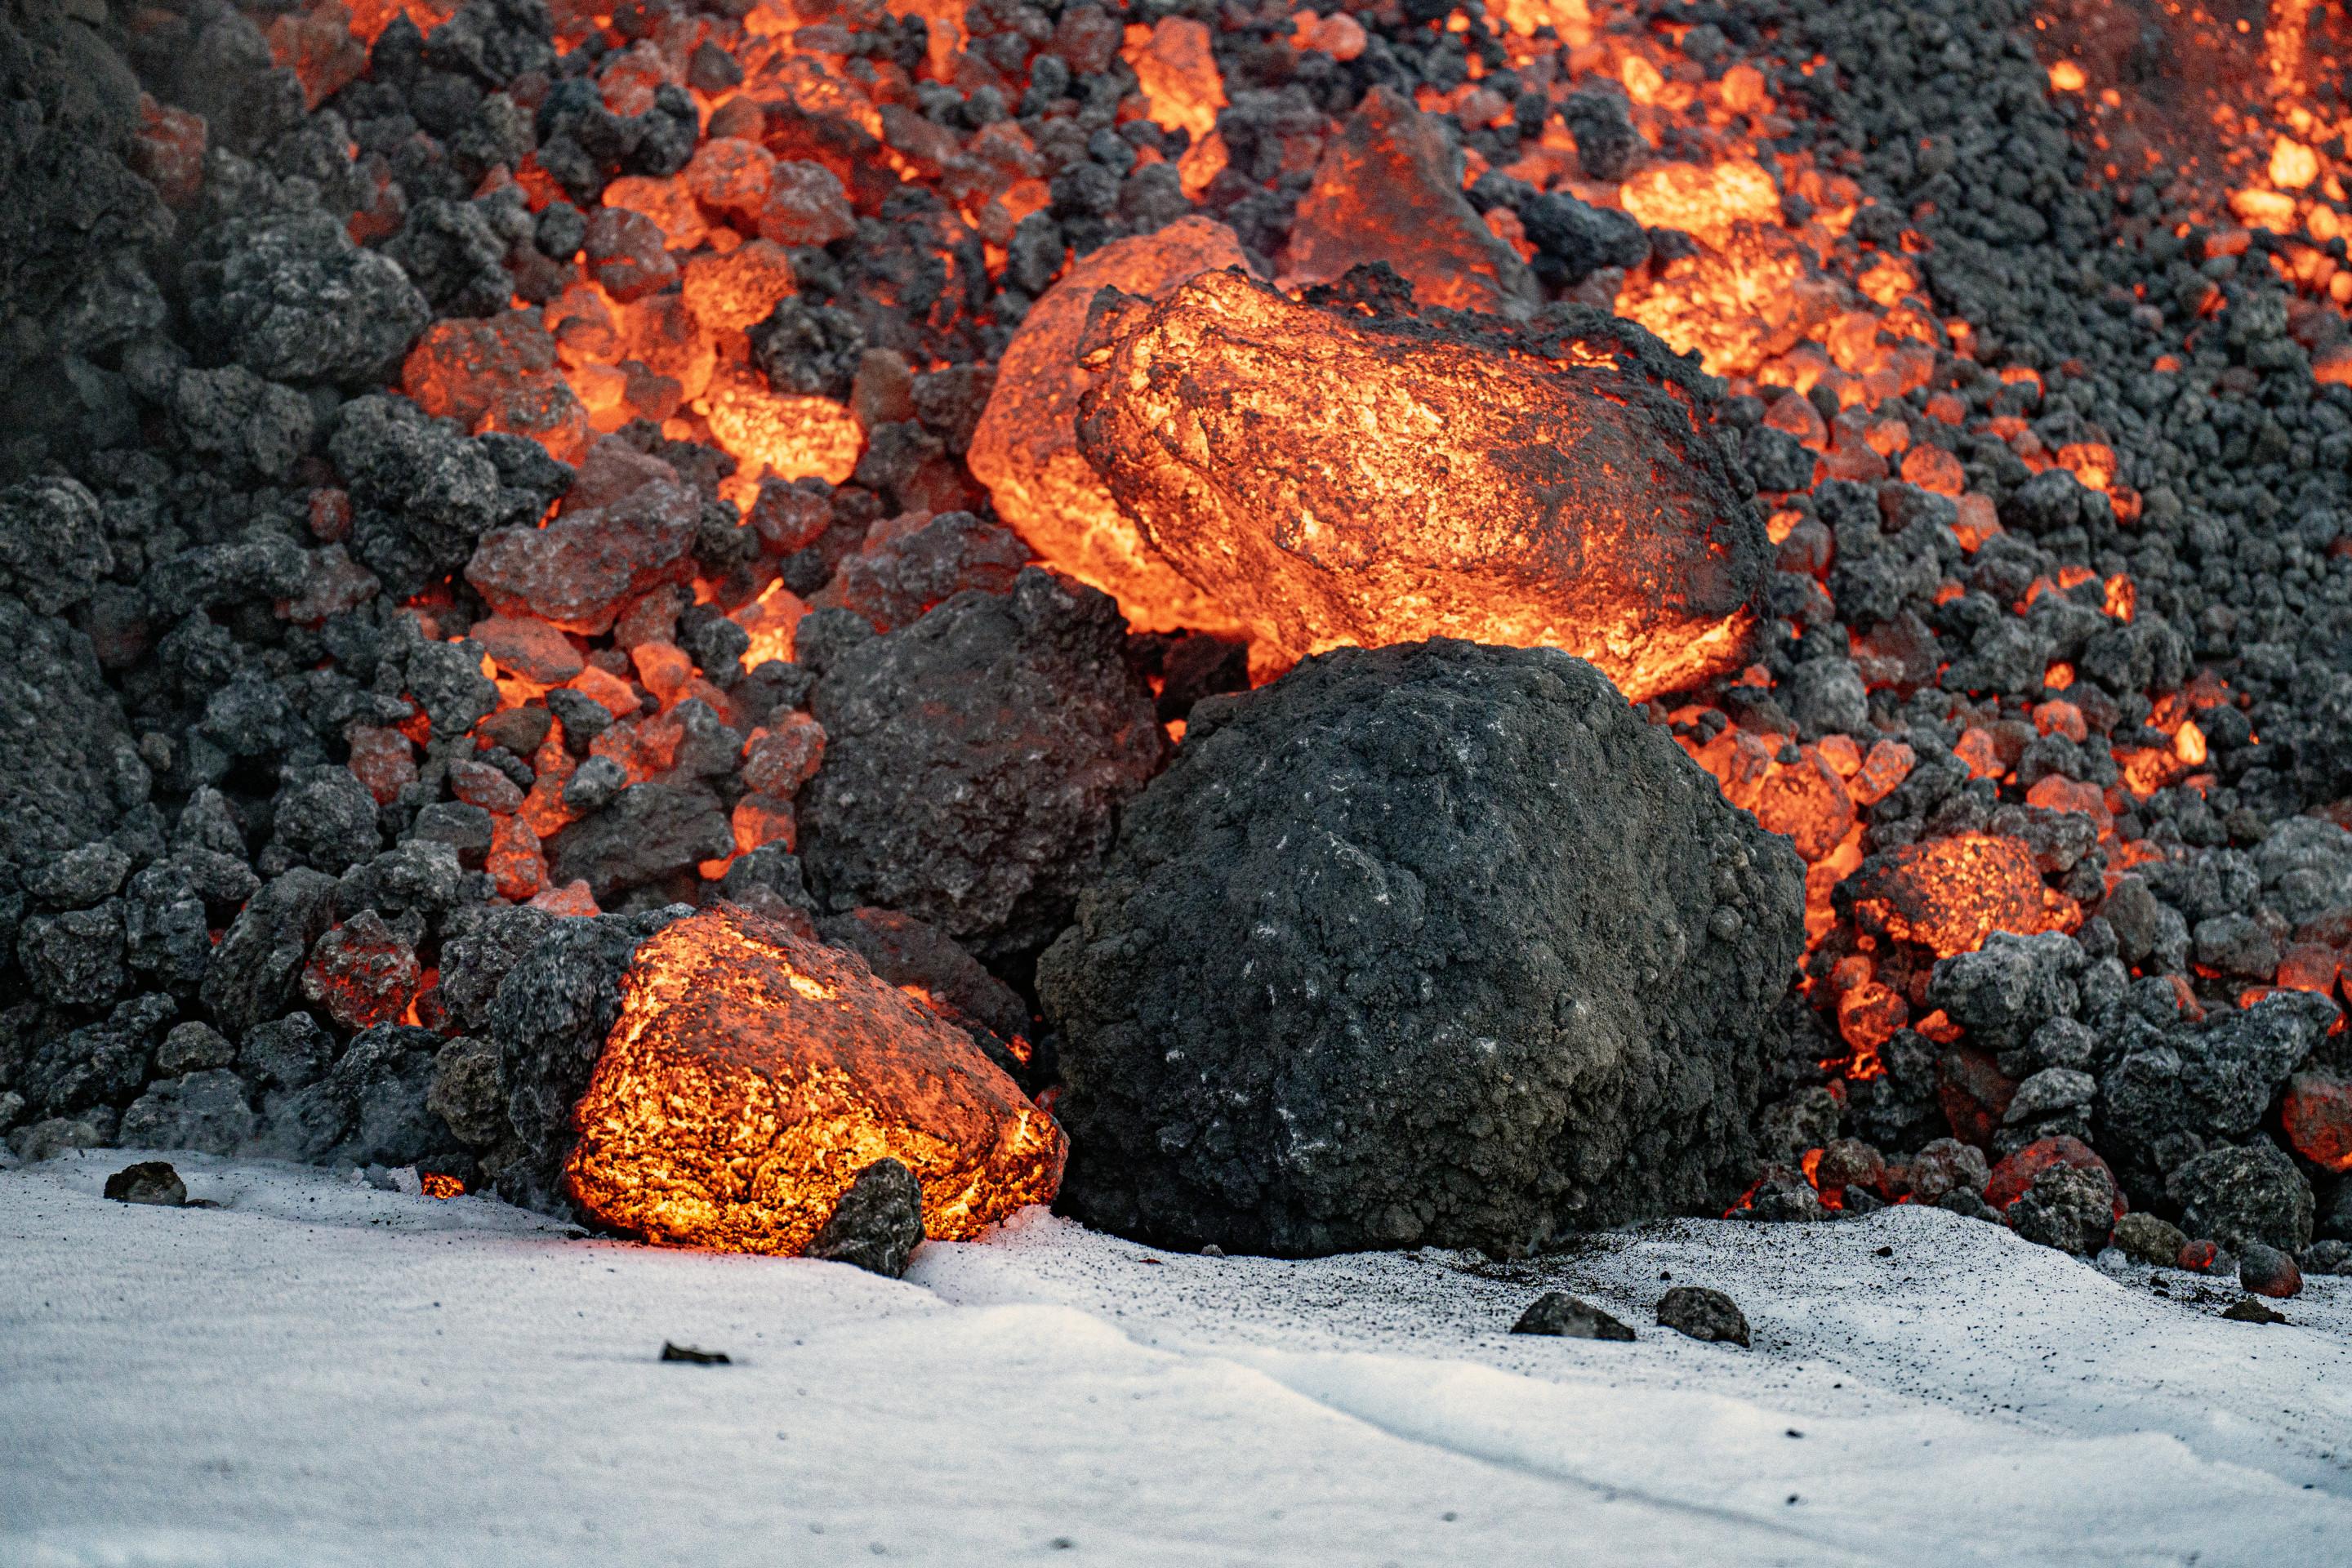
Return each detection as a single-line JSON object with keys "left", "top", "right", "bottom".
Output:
{"left": 5, "top": 1152, "right": 2349, "bottom": 1567}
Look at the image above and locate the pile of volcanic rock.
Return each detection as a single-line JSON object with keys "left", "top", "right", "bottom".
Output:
{"left": 2, "top": 0, "right": 2350, "bottom": 1298}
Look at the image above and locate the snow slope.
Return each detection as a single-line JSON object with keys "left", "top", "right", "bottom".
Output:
{"left": 3, "top": 1150, "right": 2349, "bottom": 1567}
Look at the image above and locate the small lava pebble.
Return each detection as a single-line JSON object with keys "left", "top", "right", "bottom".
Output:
{"left": 2238, "top": 1241, "right": 2304, "bottom": 1299}
{"left": 1511, "top": 1292, "right": 1637, "bottom": 1341}
{"left": 102, "top": 1160, "right": 186, "bottom": 1206}
{"left": 1655, "top": 1286, "right": 1751, "bottom": 1348}
{"left": 2221, "top": 1298, "right": 2287, "bottom": 1325}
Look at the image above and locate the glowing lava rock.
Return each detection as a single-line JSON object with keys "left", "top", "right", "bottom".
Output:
{"left": 1073, "top": 269, "right": 1766, "bottom": 702}
{"left": 1844, "top": 833, "right": 2082, "bottom": 959}
{"left": 565, "top": 905, "right": 1065, "bottom": 1255}
{"left": 968, "top": 216, "right": 1254, "bottom": 637}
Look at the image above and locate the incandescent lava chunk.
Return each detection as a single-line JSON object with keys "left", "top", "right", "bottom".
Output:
{"left": 564, "top": 904, "right": 1066, "bottom": 1255}
{"left": 1074, "top": 270, "right": 1766, "bottom": 702}
{"left": 968, "top": 216, "right": 1254, "bottom": 638}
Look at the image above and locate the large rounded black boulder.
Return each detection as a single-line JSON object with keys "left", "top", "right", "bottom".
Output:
{"left": 1038, "top": 640, "right": 1805, "bottom": 1257}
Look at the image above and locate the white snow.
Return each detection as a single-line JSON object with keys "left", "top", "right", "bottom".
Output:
{"left": 5, "top": 1151, "right": 2350, "bottom": 1567}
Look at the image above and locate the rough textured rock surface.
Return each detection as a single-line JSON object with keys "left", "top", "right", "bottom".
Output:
{"left": 0, "top": 599, "right": 135, "bottom": 875}
{"left": 486, "top": 906, "right": 685, "bottom": 1211}
{"left": 805, "top": 1156, "right": 928, "bottom": 1277}
{"left": 1073, "top": 269, "right": 1766, "bottom": 701}
{"left": 1655, "top": 1285, "right": 1750, "bottom": 1346}
{"left": 1040, "top": 640, "right": 1804, "bottom": 1257}
{"left": 802, "top": 568, "right": 1162, "bottom": 964}
{"left": 2171, "top": 1140, "right": 2315, "bottom": 1256}
{"left": 181, "top": 211, "right": 430, "bottom": 386}
{"left": 1284, "top": 87, "right": 1540, "bottom": 318}
{"left": 967, "top": 216, "right": 1252, "bottom": 637}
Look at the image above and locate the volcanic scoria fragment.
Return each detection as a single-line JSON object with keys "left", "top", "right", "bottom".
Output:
{"left": 968, "top": 216, "right": 1254, "bottom": 637}
{"left": 805, "top": 1156, "right": 928, "bottom": 1277}
{"left": 1655, "top": 1286, "right": 1750, "bottom": 1347}
{"left": 1283, "top": 86, "right": 1540, "bottom": 319}
{"left": 104, "top": 1161, "right": 187, "bottom": 1207}
{"left": 800, "top": 568, "right": 1162, "bottom": 964}
{"left": 1040, "top": 641, "right": 1804, "bottom": 1257}
{"left": 1512, "top": 1293, "right": 1636, "bottom": 1341}
{"left": 564, "top": 905, "right": 1065, "bottom": 1254}
{"left": 1073, "top": 270, "right": 1766, "bottom": 701}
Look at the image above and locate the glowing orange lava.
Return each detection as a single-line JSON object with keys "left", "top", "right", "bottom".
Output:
{"left": 566, "top": 905, "right": 1066, "bottom": 1256}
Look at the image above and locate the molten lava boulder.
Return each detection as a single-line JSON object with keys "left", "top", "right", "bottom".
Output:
{"left": 800, "top": 568, "right": 1163, "bottom": 964}
{"left": 564, "top": 905, "right": 1066, "bottom": 1255}
{"left": 1040, "top": 641, "right": 1805, "bottom": 1257}
{"left": 968, "top": 216, "right": 1254, "bottom": 637}
{"left": 1073, "top": 270, "right": 1766, "bottom": 702}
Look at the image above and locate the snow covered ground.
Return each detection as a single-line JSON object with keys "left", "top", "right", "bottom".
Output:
{"left": 4, "top": 1151, "right": 2350, "bottom": 1567}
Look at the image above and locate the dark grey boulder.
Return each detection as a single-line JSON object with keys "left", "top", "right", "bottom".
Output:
{"left": 2100, "top": 991, "right": 2338, "bottom": 1196}
{"left": 2005, "top": 1164, "right": 2117, "bottom": 1255}
{"left": 120, "top": 1069, "right": 256, "bottom": 1156}
{"left": 1040, "top": 640, "right": 1805, "bottom": 1257}
{"left": 199, "top": 868, "right": 337, "bottom": 1036}
{"left": 488, "top": 906, "right": 685, "bottom": 1209}
{"left": 546, "top": 784, "right": 733, "bottom": 905}
{"left": 802, "top": 568, "right": 1162, "bottom": 964}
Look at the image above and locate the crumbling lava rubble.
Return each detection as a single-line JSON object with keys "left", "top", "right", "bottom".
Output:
{"left": 3, "top": 0, "right": 2352, "bottom": 1290}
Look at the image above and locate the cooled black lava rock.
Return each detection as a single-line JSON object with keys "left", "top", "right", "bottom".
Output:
{"left": 2005, "top": 1163, "right": 2117, "bottom": 1254}
{"left": 1655, "top": 1286, "right": 1750, "bottom": 1347}
{"left": 2170, "top": 1140, "right": 2314, "bottom": 1256}
{"left": 199, "top": 868, "right": 338, "bottom": 1037}
{"left": 434, "top": 905, "right": 558, "bottom": 1032}
{"left": 0, "top": 599, "right": 136, "bottom": 875}
{"left": 1512, "top": 1292, "right": 1636, "bottom": 1340}
{"left": 263, "top": 764, "right": 381, "bottom": 875}
{"left": 425, "top": 1034, "right": 506, "bottom": 1147}
{"left": 749, "top": 296, "right": 867, "bottom": 400}
{"left": 104, "top": 1160, "right": 186, "bottom": 1206}
{"left": 119, "top": 1068, "right": 255, "bottom": 1156}
{"left": 545, "top": 783, "right": 734, "bottom": 905}
{"left": 0, "top": 477, "right": 113, "bottom": 613}
{"left": 328, "top": 394, "right": 508, "bottom": 597}
{"left": 487, "top": 905, "right": 684, "bottom": 1209}
{"left": 2100, "top": 992, "right": 2338, "bottom": 1196}
{"left": 327, "top": 1022, "right": 456, "bottom": 1166}
{"left": 806, "top": 1156, "right": 927, "bottom": 1277}
{"left": 181, "top": 211, "right": 430, "bottom": 386}
{"left": 802, "top": 568, "right": 1162, "bottom": 964}
{"left": 1040, "top": 640, "right": 1805, "bottom": 1257}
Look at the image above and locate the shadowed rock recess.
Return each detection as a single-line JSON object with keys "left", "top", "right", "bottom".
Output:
{"left": 1040, "top": 640, "right": 1806, "bottom": 1257}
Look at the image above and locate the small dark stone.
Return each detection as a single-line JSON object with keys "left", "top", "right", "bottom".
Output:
{"left": 103, "top": 1160, "right": 186, "bottom": 1206}
{"left": 805, "top": 1156, "right": 927, "bottom": 1278}
{"left": 1511, "top": 1292, "right": 1636, "bottom": 1341}
{"left": 659, "top": 1342, "right": 732, "bottom": 1364}
{"left": 1938, "top": 1188, "right": 2004, "bottom": 1223}
{"left": 2238, "top": 1241, "right": 2304, "bottom": 1298}
{"left": 2112, "top": 1211, "right": 2188, "bottom": 1266}
{"left": 1655, "top": 1286, "right": 1749, "bottom": 1347}
{"left": 2221, "top": 1297, "right": 2287, "bottom": 1325}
